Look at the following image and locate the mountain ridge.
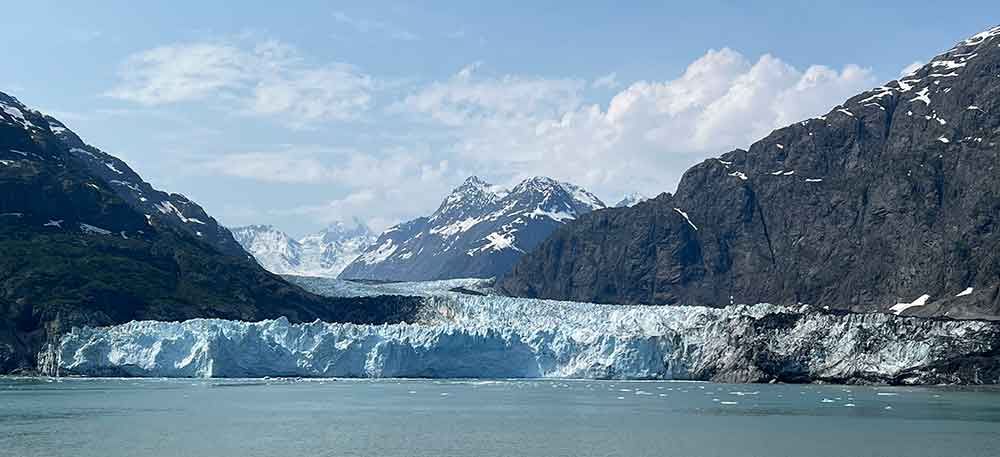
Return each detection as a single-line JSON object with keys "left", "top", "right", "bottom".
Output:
{"left": 339, "top": 175, "right": 606, "bottom": 281}
{"left": 500, "top": 25, "right": 1000, "bottom": 320}
{"left": 232, "top": 220, "right": 375, "bottom": 277}
{"left": 0, "top": 91, "right": 422, "bottom": 373}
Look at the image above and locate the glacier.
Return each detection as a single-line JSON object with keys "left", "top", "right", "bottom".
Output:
{"left": 49, "top": 295, "right": 1000, "bottom": 383}
{"left": 285, "top": 276, "right": 496, "bottom": 298}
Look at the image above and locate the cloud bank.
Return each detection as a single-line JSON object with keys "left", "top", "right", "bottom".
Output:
{"left": 107, "top": 41, "right": 878, "bottom": 232}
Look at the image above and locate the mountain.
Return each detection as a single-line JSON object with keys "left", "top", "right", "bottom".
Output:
{"left": 230, "top": 225, "right": 302, "bottom": 273}
{"left": 41, "top": 117, "right": 247, "bottom": 258}
{"left": 500, "top": 25, "right": 1000, "bottom": 320}
{"left": 232, "top": 220, "right": 375, "bottom": 277}
{"left": 0, "top": 91, "right": 422, "bottom": 373}
{"left": 339, "top": 176, "right": 606, "bottom": 281}
{"left": 615, "top": 192, "right": 650, "bottom": 208}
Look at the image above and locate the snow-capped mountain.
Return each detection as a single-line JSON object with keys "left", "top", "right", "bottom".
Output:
{"left": 232, "top": 219, "right": 375, "bottom": 277}
{"left": 42, "top": 116, "right": 246, "bottom": 257}
{"left": 614, "top": 192, "right": 649, "bottom": 208}
{"left": 339, "top": 176, "right": 606, "bottom": 281}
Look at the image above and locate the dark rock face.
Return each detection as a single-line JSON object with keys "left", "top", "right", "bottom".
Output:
{"left": 0, "top": 92, "right": 423, "bottom": 373}
{"left": 43, "top": 116, "right": 246, "bottom": 258}
{"left": 501, "top": 26, "right": 1000, "bottom": 320}
{"left": 340, "top": 176, "right": 605, "bottom": 281}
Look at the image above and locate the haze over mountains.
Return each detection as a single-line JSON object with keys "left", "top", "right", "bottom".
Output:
{"left": 234, "top": 181, "right": 652, "bottom": 281}
{"left": 231, "top": 220, "right": 375, "bottom": 278}
{"left": 501, "top": 26, "right": 1000, "bottom": 320}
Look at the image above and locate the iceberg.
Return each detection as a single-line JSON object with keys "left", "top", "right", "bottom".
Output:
{"left": 50, "top": 295, "right": 1000, "bottom": 383}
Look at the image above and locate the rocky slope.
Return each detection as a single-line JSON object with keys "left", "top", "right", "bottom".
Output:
{"left": 0, "top": 91, "right": 422, "bottom": 373}
{"left": 339, "top": 176, "right": 605, "bottom": 281}
{"left": 49, "top": 296, "right": 1000, "bottom": 384}
{"left": 501, "top": 25, "right": 1000, "bottom": 320}
{"left": 231, "top": 220, "right": 375, "bottom": 277}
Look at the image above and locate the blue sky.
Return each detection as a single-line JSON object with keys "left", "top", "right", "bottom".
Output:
{"left": 2, "top": 1, "right": 997, "bottom": 235}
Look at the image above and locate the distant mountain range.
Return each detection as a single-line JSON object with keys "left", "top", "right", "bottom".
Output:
{"left": 339, "top": 176, "right": 606, "bottom": 281}
{"left": 501, "top": 25, "right": 1000, "bottom": 320}
{"left": 0, "top": 91, "right": 421, "bottom": 374}
{"left": 614, "top": 192, "right": 650, "bottom": 208}
{"left": 232, "top": 220, "right": 375, "bottom": 278}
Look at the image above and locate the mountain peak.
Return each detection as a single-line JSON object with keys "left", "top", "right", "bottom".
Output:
{"left": 233, "top": 222, "right": 376, "bottom": 277}
{"left": 615, "top": 192, "right": 649, "bottom": 208}
{"left": 433, "top": 176, "right": 508, "bottom": 221}
{"left": 341, "top": 175, "right": 605, "bottom": 281}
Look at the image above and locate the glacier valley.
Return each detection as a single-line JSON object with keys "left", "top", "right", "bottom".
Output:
{"left": 49, "top": 291, "right": 1000, "bottom": 384}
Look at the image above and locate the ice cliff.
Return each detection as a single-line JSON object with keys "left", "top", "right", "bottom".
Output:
{"left": 50, "top": 296, "right": 1000, "bottom": 384}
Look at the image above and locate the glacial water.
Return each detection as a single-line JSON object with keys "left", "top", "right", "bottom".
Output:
{"left": 1, "top": 378, "right": 998, "bottom": 457}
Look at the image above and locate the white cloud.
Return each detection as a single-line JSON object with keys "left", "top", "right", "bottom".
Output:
{"left": 592, "top": 72, "right": 620, "bottom": 89}
{"left": 900, "top": 61, "right": 923, "bottom": 77}
{"left": 106, "top": 38, "right": 374, "bottom": 125}
{"left": 197, "top": 147, "right": 456, "bottom": 232}
{"left": 397, "top": 63, "right": 585, "bottom": 127}
{"left": 120, "top": 42, "right": 878, "bottom": 234}
{"left": 200, "top": 152, "right": 333, "bottom": 183}
{"left": 398, "top": 49, "right": 876, "bottom": 200}
{"left": 331, "top": 11, "right": 419, "bottom": 41}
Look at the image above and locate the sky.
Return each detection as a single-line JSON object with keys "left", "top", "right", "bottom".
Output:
{"left": 1, "top": 1, "right": 997, "bottom": 236}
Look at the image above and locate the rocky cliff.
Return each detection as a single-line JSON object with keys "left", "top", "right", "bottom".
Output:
{"left": 500, "top": 26, "right": 1000, "bottom": 320}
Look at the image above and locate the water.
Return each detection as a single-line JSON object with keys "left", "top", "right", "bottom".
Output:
{"left": 2, "top": 378, "right": 999, "bottom": 457}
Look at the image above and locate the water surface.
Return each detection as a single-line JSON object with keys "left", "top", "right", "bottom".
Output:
{"left": 2, "top": 378, "right": 999, "bottom": 457}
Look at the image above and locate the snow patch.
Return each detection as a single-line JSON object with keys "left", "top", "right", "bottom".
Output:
{"left": 469, "top": 231, "right": 523, "bottom": 255}
{"left": 154, "top": 201, "right": 204, "bottom": 225}
{"left": 357, "top": 239, "right": 398, "bottom": 265}
{"left": 910, "top": 88, "right": 931, "bottom": 105}
{"left": 79, "top": 223, "right": 112, "bottom": 236}
{"left": 890, "top": 294, "right": 930, "bottom": 315}
{"left": 673, "top": 208, "right": 698, "bottom": 231}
